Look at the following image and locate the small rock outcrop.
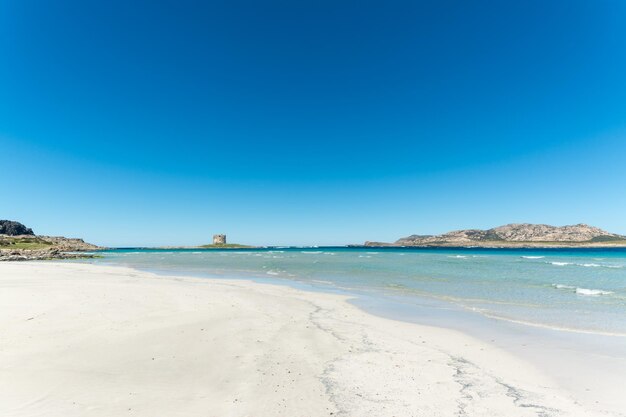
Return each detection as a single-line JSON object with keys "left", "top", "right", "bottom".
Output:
{"left": 0, "top": 220, "right": 34, "bottom": 236}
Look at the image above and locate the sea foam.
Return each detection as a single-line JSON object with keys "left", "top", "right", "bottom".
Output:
{"left": 576, "top": 288, "right": 614, "bottom": 296}
{"left": 549, "top": 261, "right": 623, "bottom": 269}
{"left": 553, "top": 284, "right": 613, "bottom": 296}
{"left": 552, "top": 284, "right": 576, "bottom": 290}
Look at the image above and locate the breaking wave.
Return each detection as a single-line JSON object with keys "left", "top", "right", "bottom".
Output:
{"left": 576, "top": 288, "right": 614, "bottom": 296}
{"left": 552, "top": 284, "right": 614, "bottom": 296}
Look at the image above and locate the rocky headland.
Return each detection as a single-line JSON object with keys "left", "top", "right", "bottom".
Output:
{"left": 365, "top": 223, "right": 626, "bottom": 248}
{"left": 0, "top": 220, "right": 102, "bottom": 261}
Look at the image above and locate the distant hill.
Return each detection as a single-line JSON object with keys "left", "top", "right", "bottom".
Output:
{"left": 366, "top": 224, "right": 626, "bottom": 248}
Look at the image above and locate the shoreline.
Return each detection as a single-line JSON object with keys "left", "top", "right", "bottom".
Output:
{"left": 93, "top": 257, "right": 626, "bottom": 337}
{"left": 0, "top": 262, "right": 621, "bottom": 416}
{"left": 351, "top": 290, "right": 626, "bottom": 415}
{"left": 102, "top": 260, "right": 626, "bottom": 415}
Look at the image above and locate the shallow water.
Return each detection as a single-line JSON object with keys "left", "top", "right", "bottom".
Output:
{"left": 85, "top": 246, "right": 626, "bottom": 335}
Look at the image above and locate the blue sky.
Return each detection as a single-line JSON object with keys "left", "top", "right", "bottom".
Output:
{"left": 1, "top": 0, "right": 625, "bottom": 246}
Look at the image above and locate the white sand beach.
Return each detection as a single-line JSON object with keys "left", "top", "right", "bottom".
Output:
{"left": 0, "top": 262, "right": 613, "bottom": 417}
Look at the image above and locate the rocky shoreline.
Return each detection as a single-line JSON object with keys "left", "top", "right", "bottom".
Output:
{"left": 0, "top": 223, "right": 102, "bottom": 261}
{"left": 0, "top": 249, "right": 101, "bottom": 262}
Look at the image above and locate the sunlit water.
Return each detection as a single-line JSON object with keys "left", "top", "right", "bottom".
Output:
{"left": 85, "top": 246, "right": 626, "bottom": 335}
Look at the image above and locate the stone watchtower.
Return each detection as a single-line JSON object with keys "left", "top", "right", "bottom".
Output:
{"left": 213, "top": 234, "right": 226, "bottom": 245}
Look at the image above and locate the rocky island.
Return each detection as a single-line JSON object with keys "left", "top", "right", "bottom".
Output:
{"left": 365, "top": 223, "right": 626, "bottom": 248}
{"left": 0, "top": 220, "right": 101, "bottom": 261}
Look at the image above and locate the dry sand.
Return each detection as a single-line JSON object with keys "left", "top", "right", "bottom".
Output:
{"left": 0, "top": 262, "right": 608, "bottom": 416}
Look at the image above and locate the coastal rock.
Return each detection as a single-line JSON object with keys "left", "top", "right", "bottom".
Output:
{"left": 0, "top": 248, "right": 99, "bottom": 261}
{"left": 38, "top": 236, "right": 101, "bottom": 251}
{"left": 0, "top": 220, "right": 101, "bottom": 261}
{"left": 0, "top": 220, "right": 34, "bottom": 236}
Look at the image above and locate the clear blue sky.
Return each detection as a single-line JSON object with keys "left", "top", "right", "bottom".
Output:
{"left": 1, "top": 0, "right": 625, "bottom": 247}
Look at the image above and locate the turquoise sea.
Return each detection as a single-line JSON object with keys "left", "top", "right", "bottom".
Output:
{"left": 86, "top": 246, "right": 626, "bottom": 336}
